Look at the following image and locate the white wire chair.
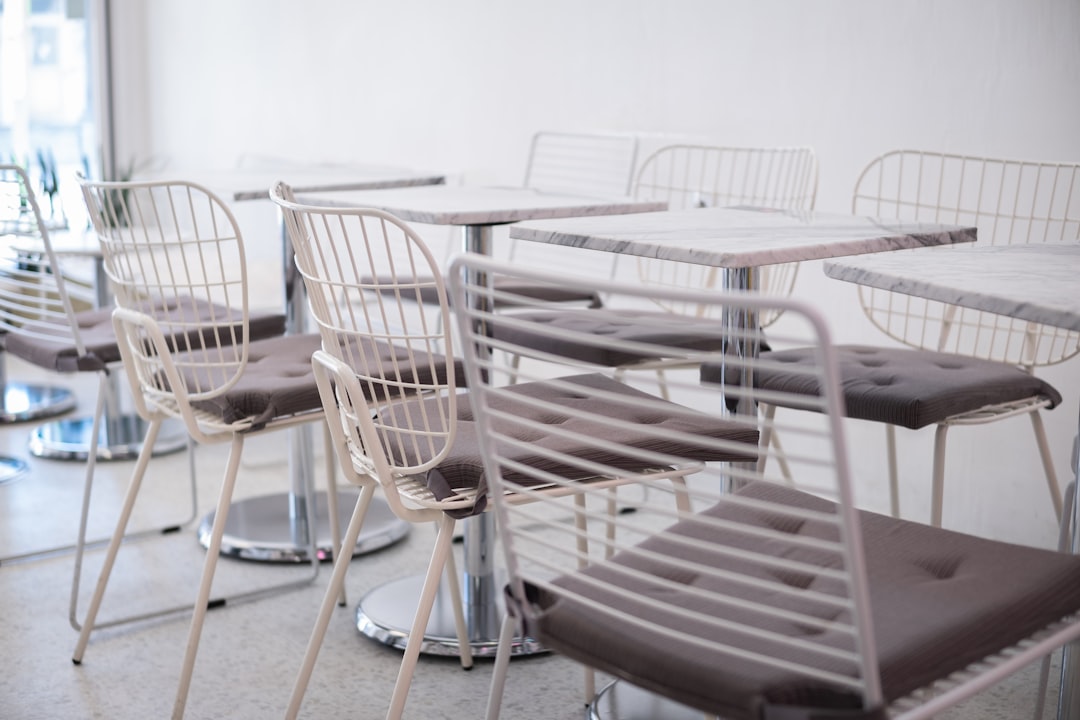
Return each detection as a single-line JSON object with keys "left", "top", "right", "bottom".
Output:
{"left": 270, "top": 183, "right": 755, "bottom": 719}
{"left": 72, "top": 178, "right": 331, "bottom": 719}
{"left": 0, "top": 162, "right": 77, "bottom": 429}
{"left": 0, "top": 164, "right": 202, "bottom": 564}
{"left": 521, "top": 129, "right": 640, "bottom": 197}
{"left": 760, "top": 151, "right": 1080, "bottom": 525}
{"left": 450, "top": 253, "right": 1080, "bottom": 720}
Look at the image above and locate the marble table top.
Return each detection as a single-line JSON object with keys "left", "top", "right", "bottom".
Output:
{"left": 509, "top": 206, "right": 976, "bottom": 267}
{"left": 295, "top": 185, "right": 666, "bottom": 226}
{"left": 824, "top": 243, "right": 1080, "bottom": 332}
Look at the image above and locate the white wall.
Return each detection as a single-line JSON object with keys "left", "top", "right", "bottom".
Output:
{"left": 109, "top": 0, "right": 1080, "bottom": 547}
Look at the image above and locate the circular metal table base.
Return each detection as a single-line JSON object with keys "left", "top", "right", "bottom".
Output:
{"left": 198, "top": 490, "right": 410, "bottom": 564}
{"left": 590, "top": 680, "right": 704, "bottom": 720}
{"left": 0, "top": 383, "right": 76, "bottom": 424}
{"left": 27, "top": 414, "right": 189, "bottom": 461}
{"left": 0, "top": 455, "right": 30, "bottom": 485}
{"left": 356, "top": 573, "right": 546, "bottom": 659}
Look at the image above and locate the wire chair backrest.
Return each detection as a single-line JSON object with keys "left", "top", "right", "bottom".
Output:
{"left": 449, "top": 253, "right": 884, "bottom": 715}
{"left": 271, "top": 183, "right": 458, "bottom": 483}
{"left": 507, "top": 131, "right": 641, "bottom": 266}
{"left": 0, "top": 164, "right": 93, "bottom": 353}
{"left": 523, "top": 131, "right": 640, "bottom": 197}
{"left": 632, "top": 145, "right": 819, "bottom": 327}
{"left": 852, "top": 150, "right": 1080, "bottom": 367}
{"left": 79, "top": 178, "right": 252, "bottom": 411}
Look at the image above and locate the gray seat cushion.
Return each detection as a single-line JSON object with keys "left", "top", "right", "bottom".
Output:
{"left": 522, "top": 480, "right": 1080, "bottom": 719}
{"left": 5, "top": 300, "right": 286, "bottom": 374}
{"left": 491, "top": 309, "right": 728, "bottom": 366}
{"left": 700, "top": 345, "right": 1062, "bottom": 429}
{"left": 182, "top": 334, "right": 466, "bottom": 431}
{"left": 389, "top": 373, "right": 759, "bottom": 517}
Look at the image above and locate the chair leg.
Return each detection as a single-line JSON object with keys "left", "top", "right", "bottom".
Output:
{"left": 886, "top": 424, "right": 901, "bottom": 518}
{"left": 507, "top": 352, "right": 522, "bottom": 385}
{"left": 930, "top": 424, "right": 950, "bottom": 528}
{"left": 768, "top": 424, "right": 795, "bottom": 486}
{"left": 71, "top": 410, "right": 160, "bottom": 652}
{"left": 69, "top": 438, "right": 200, "bottom": 628}
{"left": 575, "top": 493, "right": 597, "bottom": 703}
{"left": 440, "top": 535, "right": 474, "bottom": 671}
{"left": 1029, "top": 409, "right": 1063, "bottom": 520}
{"left": 321, "top": 423, "right": 348, "bottom": 607}
{"left": 171, "top": 434, "right": 248, "bottom": 718}
{"left": 387, "top": 513, "right": 458, "bottom": 720}
{"left": 757, "top": 404, "right": 793, "bottom": 484}
{"left": 285, "top": 482, "right": 377, "bottom": 720}
{"left": 484, "top": 613, "right": 517, "bottom": 720}
{"left": 6, "top": 383, "right": 199, "bottom": 568}
{"left": 654, "top": 368, "right": 671, "bottom": 401}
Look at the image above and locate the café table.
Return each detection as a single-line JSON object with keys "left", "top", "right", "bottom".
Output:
{"left": 822, "top": 241, "right": 1080, "bottom": 720}
{"left": 293, "top": 183, "right": 667, "bottom": 658}
{"left": 511, "top": 206, "right": 977, "bottom": 417}
{"left": 190, "top": 166, "right": 446, "bottom": 564}
{"left": 508, "top": 205, "right": 977, "bottom": 718}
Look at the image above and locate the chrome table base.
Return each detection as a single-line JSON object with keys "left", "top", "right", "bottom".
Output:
{"left": 0, "top": 381, "right": 76, "bottom": 423}
{"left": 0, "top": 454, "right": 28, "bottom": 485}
{"left": 355, "top": 572, "right": 544, "bottom": 659}
{"left": 198, "top": 490, "right": 410, "bottom": 564}
{"left": 28, "top": 413, "right": 188, "bottom": 461}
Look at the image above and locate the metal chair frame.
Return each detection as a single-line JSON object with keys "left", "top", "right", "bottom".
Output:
{"left": 0, "top": 164, "right": 199, "bottom": 564}
{"left": 452, "top": 255, "right": 1080, "bottom": 720}
{"left": 72, "top": 178, "right": 331, "bottom": 720}
{"left": 765, "top": 150, "right": 1079, "bottom": 524}
{"left": 273, "top": 184, "right": 709, "bottom": 720}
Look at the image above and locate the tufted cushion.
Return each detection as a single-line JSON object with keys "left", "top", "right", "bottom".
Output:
{"left": 181, "top": 334, "right": 466, "bottom": 431}
{"left": 389, "top": 373, "right": 759, "bottom": 517}
{"left": 522, "top": 481, "right": 1080, "bottom": 719}
{"left": 491, "top": 308, "right": 728, "bottom": 366}
{"left": 701, "top": 345, "right": 1062, "bottom": 429}
{"left": 5, "top": 299, "right": 286, "bottom": 374}
{"left": 360, "top": 273, "right": 602, "bottom": 308}
{"left": 183, "top": 333, "right": 324, "bottom": 430}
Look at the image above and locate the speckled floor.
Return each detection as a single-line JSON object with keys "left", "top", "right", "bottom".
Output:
{"left": 0, "top": 353, "right": 1066, "bottom": 720}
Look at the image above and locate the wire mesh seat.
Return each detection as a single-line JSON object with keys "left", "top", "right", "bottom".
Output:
{"left": 270, "top": 183, "right": 755, "bottom": 719}
{"left": 71, "top": 178, "right": 331, "bottom": 719}
{"left": 450, "top": 254, "right": 1080, "bottom": 720}
{"left": 759, "top": 151, "right": 1080, "bottom": 526}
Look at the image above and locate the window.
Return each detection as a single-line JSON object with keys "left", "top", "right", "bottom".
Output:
{"left": 1, "top": 0, "right": 99, "bottom": 228}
